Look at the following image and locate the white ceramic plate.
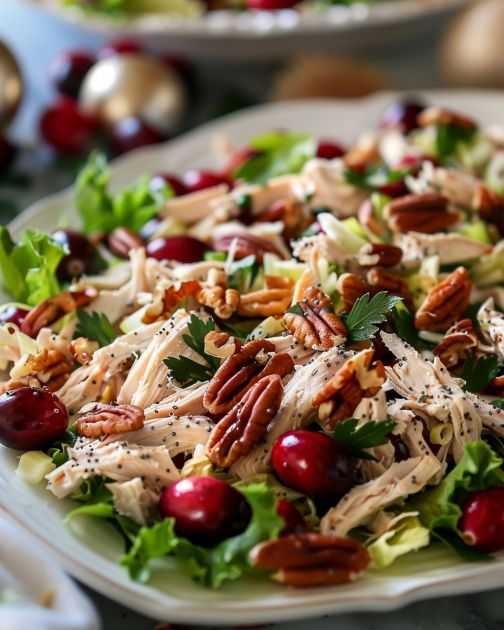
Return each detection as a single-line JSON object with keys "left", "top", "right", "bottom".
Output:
{"left": 3, "top": 91, "right": 504, "bottom": 625}
{"left": 20, "top": 0, "right": 467, "bottom": 59}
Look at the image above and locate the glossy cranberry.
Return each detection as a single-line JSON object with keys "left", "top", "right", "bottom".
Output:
{"left": 52, "top": 229, "right": 101, "bottom": 281}
{"left": 49, "top": 50, "right": 95, "bottom": 99}
{"left": 0, "top": 387, "right": 68, "bottom": 451}
{"left": 108, "top": 117, "right": 164, "bottom": 155}
{"left": 277, "top": 499, "right": 306, "bottom": 535}
{"left": 0, "top": 305, "right": 29, "bottom": 327}
{"left": 150, "top": 173, "right": 187, "bottom": 197}
{"left": 40, "top": 98, "right": 98, "bottom": 155}
{"left": 183, "top": 169, "right": 232, "bottom": 193}
{"left": 247, "top": 0, "right": 300, "bottom": 9}
{"left": 271, "top": 430, "right": 353, "bottom": 499}
{"left": 98, "top": 39, "right": 143, "bottom": 59}
{"left": 159, "top": 476, "right": 250, "bottom": 546}
{"left": 146, "top": 235, "right": 209, "bottom": 263}
{"left": 0, "top": 135, "right": 17, "bottom": 172}
{"left": 381, "top": 99, "right": 425, "bottom": 135}
{"left": 460, "top": 487, "right": 504, "bottom": 552}
{"left": 316, "top": 140, "right": 346, "bottom": 160}
{"left": 378, "top": 179, "right": 409, "bottom": 198}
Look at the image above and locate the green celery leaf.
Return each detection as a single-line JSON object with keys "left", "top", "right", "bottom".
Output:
{"left": 462, "top": 354, "right": 500, "bottom": 393}
{"left": 344, "top": 291, "right": 403, "bottom": 342}
{"left": 75, "top": 310, "right": 117, "bottom": 347}
{"left": 331, "top": 418, "right": 396, "bottom": 460}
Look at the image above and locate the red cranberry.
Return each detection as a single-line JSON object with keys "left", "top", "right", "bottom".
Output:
{"left": 49, "top": 50, "right": 95, "bottom": 99}
{"left": 0, "top": 305, "right": 29, "bottom": 327}
{"left": 460, "top": 487, "right": 504, "bottom": 552}
{"left": 271, "top": 430, "right": 353, "bottom": 498}
{"left": 108, "top": 117, "right": 164, "bottom": 155}
{"left": 98, "top": 39, "right": 143, "bottom": 59}
{"left": 381, "top": 99, "right": 425, "bottom": 135}
{"left": 0, "top": 387, "right": 68, "bottom": 451}
{"left": 277, "top": 499, "right": 306, "bottom": 535}
{"left": 52, "top": 229, "right": 101, "bottom": 281}
{"left": 247, "top": 0, "right": 300, "bottom": 9}
{"left": 0, "top": 135, "right": 17, "bottom": 172}
{"left": 183, "top": 169, "right": 232, "bottom": 193}
{"left": 146, "top": 235, "right": 209, "bottom": 263}
{"left": 159, "top": 476, "right": 250, "bottom": 546}
{"left": 316, "top": 140, "right": 346, "bottom": 160}
{"left": 378, "top": 179, "right": 409, "bottom": 198}
{"left": 40, "top": 98, "right": 98, "bottom": 155}
{"left": 150, "top": 173, "right": 187, "bottom": 197}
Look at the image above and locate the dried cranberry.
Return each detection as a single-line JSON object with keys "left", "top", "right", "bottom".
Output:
{"left": 40, "top": 98, "right": 98, "bottom": 155}
{"left": 183, "top": 169, "right": 231, "bottom": 193}
{"left": 316, "top": 140, "right": 346, "bottom": 160}
{"left": 150, "top": 173, "right": 187, "bottom": 197}
{"left": 52, "top": 229, "right": 101, "bottom": 281}
{"left": 460, "top": 487, "right": 504, "bottom": 552}
{"left": 381, "top": 99, "right": 425, "bottom": 134}
{"left": 146, "top": 235, "right": 209, "bottom": 263}
{"left": 49, "top": 50, "right": 95, "bottom": 99}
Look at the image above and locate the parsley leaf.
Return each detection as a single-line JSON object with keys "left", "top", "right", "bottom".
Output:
{"left": 287, "top": 303, "right": 304, "bottom": 316}
{"left": 435, "top": 124, "right": 476, "bottom": 162}
{"left": 331, "top": 418, "right": 396, "bottom": 460}
{"left": 462, "top": 354, "right": 500, "bottom": 393}
{"left": 344, "top": 291, "right": 403, "bottom": 342}
{"left": 492, "top": 399, "right": 504, "bottom": 410}
{"left": 389, "top": 303, "right": 434, "bottom": 351}
{"left": 75, "top": 310, "right": 117, "bottom": 347}
{"left": 344, "top": 166, "right": 407, "bottom": 191}
{"left": 164, "top": 356, "right": 214, "bottom": 385}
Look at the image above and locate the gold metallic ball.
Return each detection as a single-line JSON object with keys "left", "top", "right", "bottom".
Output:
{"left": 79, "top": 53, "right": 186, "bottom": 134}
{"left": 0, "top": 40, "right": 23, "bottom": 128}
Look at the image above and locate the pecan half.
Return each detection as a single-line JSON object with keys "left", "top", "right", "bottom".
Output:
{"left": 14, "top": 349, "right": 73, "bottom": 392}
{"left": 433, "top": 319, "right": 479, "bottom": 368}
{"left": 366, "top": 268, "right": 413, "bottom": 309}
{"left": 108, "top": 227, "right": 144, "bottom": 258}
{"left": 337, "top": 273, "right": 369, "bottom": 311}
{"left": 143, "top": 281, "right": 201, "bottom": 324}
{"left": 203, "top": 339, "right": 294, "bottom": 416}
{"left": 70, "top": 337, "right": 99, "bottom": 365}
{"left": 257, "top": 199, "right": 310, "bottom": 239}
{"left": 473, "top": 184, "right": 504, "bottom": 236}
{"left": 312, "top": 348, "right": 385, "bottom": 429}
{"left": 238, "top": 287, "right": 292, "bottom": 318}
{"left": 21, "top": 289, "right": 97, "bottom": 337}
{"left": 206, "top": 374, "right": 283, "bottom": 467}
{"left": 284, "top": 287, "right": 346, "bottom": 350}
{"left": 213, "top": 233, "right": 285, "bottom": 262}
{"left": 418, "top": 106, "right": 477, "bottom": 130}
{"left": 385, "top": 193, "right": 458, "bottom": 234}
{"left": 250, "top": 533, "right": 370, "bottom": 588}
{"left": 357, "top": 243, "right": 403, "bottom": 268}
{"left": 415, "top": 267, "right": 472, "bottom": 332}
{"left": 196, "top": 269, "right": 239, "bottom": 320}
{"left": 76, "top": 402, "right": 145, "bottom": 438}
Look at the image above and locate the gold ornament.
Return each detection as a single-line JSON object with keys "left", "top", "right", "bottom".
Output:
{"left": 79, "top": 53, "right": 186, "bottom": 134}
{"left": 0, "top": 40, "right": 23, "bottom": 128}
{"left": 441, "top": 0, "right": 504, "bottom": 88}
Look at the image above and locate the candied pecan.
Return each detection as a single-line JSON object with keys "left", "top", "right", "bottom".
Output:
{"left": 433, "top": 319, "right": 479, "bottom": 368}
{"left": 358, "top": 199, "right": 388, "bottom": 239}
{"left": 250, "top": 532, "right": 370, "bottom": 588}
{"left": 257, "top": 199, "right": 310, "bottom": 239}
{"left": 108, "top": 227, "right": 144, "bottom": 258}
{"left": 473, "top": 184, "right": 504, "bottom": 236}
{"left": 415, "top": 267, "right": 472, "bottom": 332}
{"left": 312, "top": 348, "right": 385, "bottom": 429}
{"left": 204, "top": 339, "right": 294, "bottom": 416}
{"left": 357, "top": 243, "right": 403, "bottom": 268}
{"left": 21, "top": 289, "right": 96, "bottom": 337}
{"left": 204, "top": 331, "right": 240, "bottom": 360}
{"left": 238, "top": 287, "right": 292, "bottom": 318}
{"left": 76, "top": 402, "right": 144, "bottom": 438}
{"left": 143, "top": 281, "right": 201, "bottom": 324}
{"left": 384, "top": 193, "right": 459, "bottom": 234}
{"left": 418, "top": 106, "right": 477, "bottom": 130}
{"left": 213, "top": 233, "right": 285, "bottom": 262}
{"left": 366, "top": 268, "right": 413, "bottom": 309}
{"left": 70, "top": 337, "right": 99, "bottom": 365}
{"left": 206, "top": 374, "right": 283, "bottom": 467}
{"left": 284, "top": 286, "right": 346, "bottom": 350}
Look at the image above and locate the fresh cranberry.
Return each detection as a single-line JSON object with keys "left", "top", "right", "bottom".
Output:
{"left": 159, "top": 476, "right": 251, "bottom": 546}
{"left": 98, "top": 39, "right": 143, "bottom": 59}
{"left": 183, "top": 169, "right": 232, "bottom": 193}
{"left": 0, "top": 306, "right": 29, "bottom": 327}
{"left": 52, "top": 229, "right": 101, "bottom": 281}
{"left": 223, "top": 147, "right": 259, "bottom": 178}
{"left": 271, "top": 430, "right": 353, "bottom": 498}
{"left": 316, "top": 140, "right": 346, "bottom": 160}
{"left": 49, "top": 50, "right": 95, "bottom": 99}
{"left": 150, "top": 173, "right": 187, "bottom": 197}
{"left": 0, "top": 135, "right": 17, "bottom": 172}
{"left": 0, "top": 387, "right": 68, "bottom": 451}
{"left": 40, "top": 98, "right": 98, "bottom": 155}
{"left": 108, "top": 117, "right": 164, "bottom": 155}
{"left": 381, "top": 99, "right": 425, "bottom": 134}
{"left": 277, "top": 499, "right": 306, "bottom": 535}
{"left": 460, "top": 487, "right": 504, "bottom": 552}
{"left": 247, "top": 0, "right": 300, "bottom": 9}
{"left": 146, "top": 235, "right": 209, "bottom": 263}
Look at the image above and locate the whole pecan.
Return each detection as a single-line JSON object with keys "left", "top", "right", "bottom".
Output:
{"left": 358, "top": 199, "right": 388, "bottom": 238}
{"left": 415, "top": 267, "right": 472, "bottom": 332}
{"left": 206, "top": 374, "right": 283, "bottom": 467}
{"left": 238, "top": 287, "right": 292, "bottom": 318}
{"left": 257, "top": 199, "right": 310, "bottom": 239}
{"left": 418, "top": 106, "right": 477, "bottom": 130}
{"left": 21, "top": 289, "right": 97, "bottom": 337}
{"left": 108, "top": 227, "right": 144, "bottom": 258}
{"left": 433, "top": 319, "right": 479, "bottom": 368}
{"left": 76, "top": 402, "right": 145, "bottom": 438}
{"left": 250, "top": 532, "right": 370, "bottom": 587}
{"left": 213, "top": 233, "right": 285, "bottom": 262}
{"left": 284, "top": 286, "right": 346, "bottom": 350}
{"left": 384, "top": 193, "right": 458, "bottom": 234}
{"left": 473, "top": 184, "right": 504, "bottom": 236}
{"left": 357, "top": 243, "right": 403, "bottom": 268}
{"left": 203, "top": 339, "right": 294, "bottom": 416}
{"left": 143, "top": 281, "right": 201, "bottom": 324}
{"left": 312, "top": 348, "right": 385, "bottom": 429}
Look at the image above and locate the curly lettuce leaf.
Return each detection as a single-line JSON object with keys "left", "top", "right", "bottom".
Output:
{"left": 368, "top": 516, "right": 430, "bottom": 569}
{"left": 121, "top": 482, "right": 283, "bottom": 587}
{"left": 0, "top": 226, "right": 66, "bottom": 306}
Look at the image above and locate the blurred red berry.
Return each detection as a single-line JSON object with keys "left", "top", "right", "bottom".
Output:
{"left": 108, "top": 117, "right": 164, "bottom": 155}
{"left": 98, "top": 39, "right": 143, "bottom": 58}
{"left": 40, "top": 98, "right": 98, "bottom": 154}
{"left": 316, "top": 139, "right": 346, "bottom": 160}
{"left": 183, "top": 169, "right": 232, "bottom": 193}
{"left": 49, "top": 50, "right": 95, "bottom": 99}
{"left": 247, "top": 0, "right": 300, "bottom": 8}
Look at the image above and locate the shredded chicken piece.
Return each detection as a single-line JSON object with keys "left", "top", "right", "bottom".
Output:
{"left": 397, "top": 232, "right": 492, "bottom": 266}
{"left": 407, "top": 162, "right": 478, "bottom": 207}
{"left": 162, "top": 184, "right": 229, "bottom": 223}
{"left": 107, "top": 478, "right": 159, "bottom": 525}
{"left": 478, "top": 298, "right": 504, "bottom": 360}
{"left": 145, "top": 382, "right": 209, "bottom": 419}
